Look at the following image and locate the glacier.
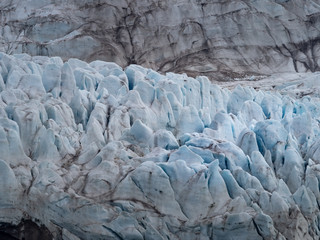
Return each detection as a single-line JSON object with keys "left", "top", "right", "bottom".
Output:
{"left": 1, "top": 0, "right": 320, "bottom": 79}
{"left": 0, "top": 52, "right": 320, "bottom": 239}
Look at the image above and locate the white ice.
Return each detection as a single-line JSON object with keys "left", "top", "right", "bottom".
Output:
{"left": 0, "top": 52, "right": 320, "bottom": 239}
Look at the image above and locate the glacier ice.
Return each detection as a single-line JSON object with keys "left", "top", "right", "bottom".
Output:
{"left": 1, "top": 0, "right": 320, "bottom": 80}
{"left": 1, "top": 52, "right": 320, "bottom": 239}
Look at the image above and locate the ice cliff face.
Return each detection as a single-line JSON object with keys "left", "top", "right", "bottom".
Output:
{"left": 1, "top": 0, "right": 320, "bottom": 79}
{"left": 1, "top": 52, "right": 320, "bottom": 239}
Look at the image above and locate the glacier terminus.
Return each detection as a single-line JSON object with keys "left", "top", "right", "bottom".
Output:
{"left": 0, "top": 52, "right": 320, "bottom": 239}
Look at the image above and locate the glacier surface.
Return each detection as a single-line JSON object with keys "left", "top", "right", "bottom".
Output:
{"left": 0, "top": 53, "right": 320, "bottom": 239}
{"left": 1, "top": 0, "right": 320, "bottom": 79}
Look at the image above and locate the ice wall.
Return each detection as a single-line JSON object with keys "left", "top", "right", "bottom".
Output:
{"left": 1, "top": 52, "right": 320, "bottom": 239}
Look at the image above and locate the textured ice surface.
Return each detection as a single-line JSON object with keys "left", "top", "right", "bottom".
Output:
{"left": 1, "top": 0, "right": 320, "bottom": 80}
{"left": 1, "top": 52, "right": 320, "bottom": 239}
